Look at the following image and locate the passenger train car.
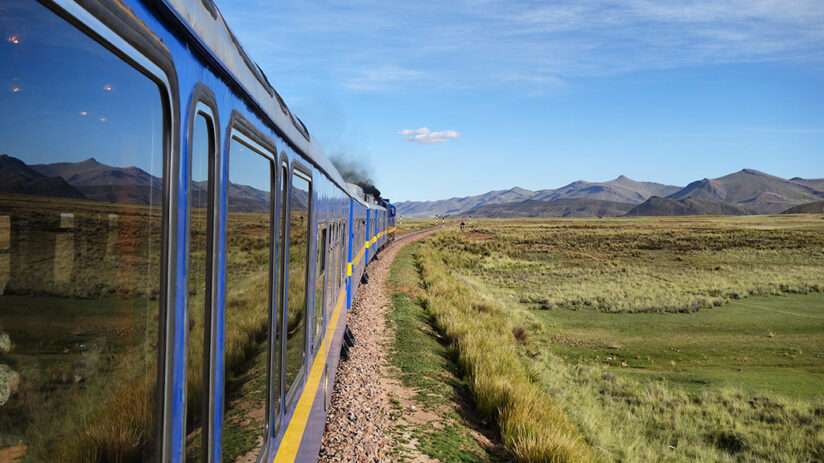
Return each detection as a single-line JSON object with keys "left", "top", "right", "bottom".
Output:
{"left": 0, "top": 0, "right": 395, "bottom": 461}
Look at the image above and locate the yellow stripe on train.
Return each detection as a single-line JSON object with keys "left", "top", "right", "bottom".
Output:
{"left": 272, "top": 287, "right": 348, "bottom": 463}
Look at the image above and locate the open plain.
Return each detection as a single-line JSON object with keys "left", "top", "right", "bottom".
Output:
{"left": 395, "top": 215, "right": 824, "bottom": 462}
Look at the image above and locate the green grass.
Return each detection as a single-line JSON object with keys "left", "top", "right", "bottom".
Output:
{"left": 414, "top": 242, "right": 598, "bottom": 463}
{"left": 530, "top": 292, "right": 824, "bottom": 399}
{"left": 421, "top": 215, "right": 824, "bottom": 462}
{"left": 0, "top": 194, "right": 161, "bottom": 460}
{"left": 435, "top": 216, "right": 824, "bottom": 313}
{"left": 386, "top": 243, "right": 495, "bottom": 463}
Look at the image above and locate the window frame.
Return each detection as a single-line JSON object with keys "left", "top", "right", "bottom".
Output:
{"left": 40, "top": 1, "right": 180, "bottom": 460}
{"left": 224, "top": 115, "right": 278, "bottom": 463}
{"left": 272, "top": 153, "right": 289, "bottom": 433}
{"left": 284, "top": 161, "right": 313, "bottom": 410}
{"left": 313, "top": 222, "right": 328, "bottom": 353}
{"left": 184, "top": 86, "right": 220, "bottom": 463}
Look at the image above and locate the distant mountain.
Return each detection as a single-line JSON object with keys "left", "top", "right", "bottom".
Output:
{"left": 0, "top": 154, "right": 87, "bottom": 199}
{"left": 398, "top": 169, "right": 824, "bottom": 218}
{"left": 531, "top": 176, "right": 680, "bottom": 204}
{"left": 466, "top": 198, "right": 635, "bottom": 218}
{"left": 30, "top": 157, "right": 164, "bottom": 205}
{"left": 396, "top": 176, "right": 680, "bottom": 218}
{"left": 626, "top": 197, "right": 753, "bottom": 216}
{"left": 395, "top": 186, "right": 535, "bottom": 218}
{"left": 227, "top": 182, "right": 271, "bottom": 213}
{"left": 32, "top": 157, "right": 162, "bottom": 189}
{"left": 2, "top": 154, "right": 272, "bottom": 210}
{"left": 783, "top": 200, "right": 824, "bottom": 214}
{"left": 667, "top": 169, "right": 824, "bottom": 214}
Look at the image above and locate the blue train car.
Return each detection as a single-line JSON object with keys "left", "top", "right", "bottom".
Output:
{"left": 0, "top": 0, "right": 393, "bottom": 461}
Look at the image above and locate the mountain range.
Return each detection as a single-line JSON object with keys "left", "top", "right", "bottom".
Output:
{"left": 398, "top": 169, "right": 824, "bottom": 217}
{"left": 3, "top": 154, "right": 823, "bottom": 218}
{"left": 0, "top": 154, "right": 274, "bottom": 213}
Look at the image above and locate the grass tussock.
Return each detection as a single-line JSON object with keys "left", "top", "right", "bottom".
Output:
{"left": 416, "top": 243, "right": 597, "bottom": 463}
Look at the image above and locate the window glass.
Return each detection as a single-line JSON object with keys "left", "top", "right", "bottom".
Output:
{"left": 224, "top": 137, "right": 272, "bottom": 461}
{"left": 285, "top": 172, "right": 309, "bottom": 397}
{"left": 186, "top": 112, "right": 213, "bottom": 462}
{"left": 0, "top": 2, "right": 164, "bottom": 460}
{"left": 274, "top": 164, "right": 287, "bottom": 412}
{"left": 313, "top": 225, "right": 326, "bottom": 350}
{"left": 327, "top": 224, "right": 336, "bottom": 317}
{"left": 340, "top": 224, "right": 346, "bottom": 289}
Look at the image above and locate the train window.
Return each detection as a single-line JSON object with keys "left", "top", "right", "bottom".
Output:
{"left": 313, "top": 224, "right": 327, "bottom": 351}
{"left": 327, "top": 223, "right": 336, "bottom": 317}
{"left": 225, "top": 135, "right": 274, "bottom": 461}
{"left": 285, "top": 171, "right": 310, "bottom": 402}
{"left": 274, "top": 161, "right": 287, "bottom": 419}
{"left": 0, "top": 2, "right": 165, "bottom": 460}
{"left": 340, "top": 223, "right": 346, "bottom": 289}
{"left": 186, "top": 110, "right": 215, "bottom": 462}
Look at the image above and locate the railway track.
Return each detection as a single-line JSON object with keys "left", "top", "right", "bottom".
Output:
{"left": 318, "top": 224, "right": 448, "bottom": 462}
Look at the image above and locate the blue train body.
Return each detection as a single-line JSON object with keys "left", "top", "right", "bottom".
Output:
{"left": 0, "top": 0, "right": 396, "bottom": 461}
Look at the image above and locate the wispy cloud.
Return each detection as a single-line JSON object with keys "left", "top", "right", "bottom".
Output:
{"left": 398, "top": 127, "right": 461, "bottom": 144}
{"left": 220, "top": 0, "right": 824, "bottom": 94}
{"left": 344, "top": 66, "right": 426, "bottom": 92}
{"left": 748, "top": 127, "right": 824, "bottom": 135}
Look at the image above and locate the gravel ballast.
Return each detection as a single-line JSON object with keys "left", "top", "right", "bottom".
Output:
{"left": 318, "top": 228, "right": 441, "bottom": 462}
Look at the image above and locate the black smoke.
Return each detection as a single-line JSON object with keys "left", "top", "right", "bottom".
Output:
{"left": 329, "top": 153, "right": 381, "bottom": 201}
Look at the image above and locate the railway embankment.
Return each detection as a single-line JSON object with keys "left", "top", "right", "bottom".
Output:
{"left": 319, "top": 226, "right": 453, "bottom": 462}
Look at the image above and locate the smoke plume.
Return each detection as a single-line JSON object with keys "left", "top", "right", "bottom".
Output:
{"left": 329, "top": 153, "right": 382, "bottom": 201}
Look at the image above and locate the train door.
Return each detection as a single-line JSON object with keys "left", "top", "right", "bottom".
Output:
{"left": 185, "top": 98, "right": 219, "bottom": 462}
{"left": 223, "top": 129, "right": 277, "bottom": 462}
{"left": 313, "top": 223, "right": 327, "bottom": 352}
{"left": 283, "top": 168, "right": 311, "bottom": 408}
{"left": 365, "top": 211, "right": 371, "bottom": 263}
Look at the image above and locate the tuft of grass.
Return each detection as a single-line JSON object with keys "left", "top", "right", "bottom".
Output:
{"left": 512, "top": 326, "right": 529, "bottom": 345}
{"left": 386, "top": 243, "right": 494, "bottom": 462}
{"left": 415, "top": 242, "right": 598, "bottom": 463}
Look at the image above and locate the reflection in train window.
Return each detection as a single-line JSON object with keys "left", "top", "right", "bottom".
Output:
{"left": 313, "top": 225, "right": 327, "bottom": 351}
{"left": 339, "top": 224, "right": 344, "bottom": 288}
{"left": 285, "top": 172, "right": 310, "bottom": 400}
{"left": 274, "top": 162, "right": 287, "bottom": 418}
{"left": 187, "top": 111, "right": 214, "bottom": 462}
{"left": 0, "top": 1, "right": 164, "bottom": 460}
{"left": 327, "top": 223, "right": 336, "bottom": 317}
{"left": 224, "top": 136, "right": 273, "bottom": 461}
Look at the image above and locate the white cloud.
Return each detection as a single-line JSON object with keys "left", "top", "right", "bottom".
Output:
{"left": 398, "top": 127, "right": 461, "bottom": 144}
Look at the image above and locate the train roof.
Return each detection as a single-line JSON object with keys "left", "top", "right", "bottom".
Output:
{"left": 346, "top": 183, "right": 368, "bottom": 207}
{"left": 160, "top": 0, "right": 351, "bottom": 194}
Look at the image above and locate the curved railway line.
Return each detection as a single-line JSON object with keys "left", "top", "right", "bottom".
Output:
{"left": 319, "top": 226, "right": 448, "bottom": 462}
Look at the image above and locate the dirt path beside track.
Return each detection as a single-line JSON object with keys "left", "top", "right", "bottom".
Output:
{"left": 318, "top": 227, "right": 444, "bottom": 462}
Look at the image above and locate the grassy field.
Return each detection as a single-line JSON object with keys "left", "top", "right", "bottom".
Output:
{"left": 530, "top": 292, "right": 824, "bottom": 399}
{"left": 385, "top": 243, "right": 498, "bottom": 462}
{"left": 397, "top": 218, "right": 452, "bottom": 232}
{"left": 0, "top": 194, "right": 162, "bottom": 460}
{"left": 413, "top": 215, "right": 824, "bottom": 462}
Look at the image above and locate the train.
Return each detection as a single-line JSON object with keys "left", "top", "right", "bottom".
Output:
{"left": 0, "top": 0, "right": 396, "bottom": 461}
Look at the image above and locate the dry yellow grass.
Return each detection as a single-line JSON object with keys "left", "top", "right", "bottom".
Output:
{"left": 416, "top": 243, "right": 597, "bottom": 463}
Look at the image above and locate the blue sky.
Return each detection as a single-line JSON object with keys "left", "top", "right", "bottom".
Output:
{"left": 218, "top": 0, "right": 824, "bottom": 202}
{"left": 1, "top": 1, "right": 163, "bottom": 175}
